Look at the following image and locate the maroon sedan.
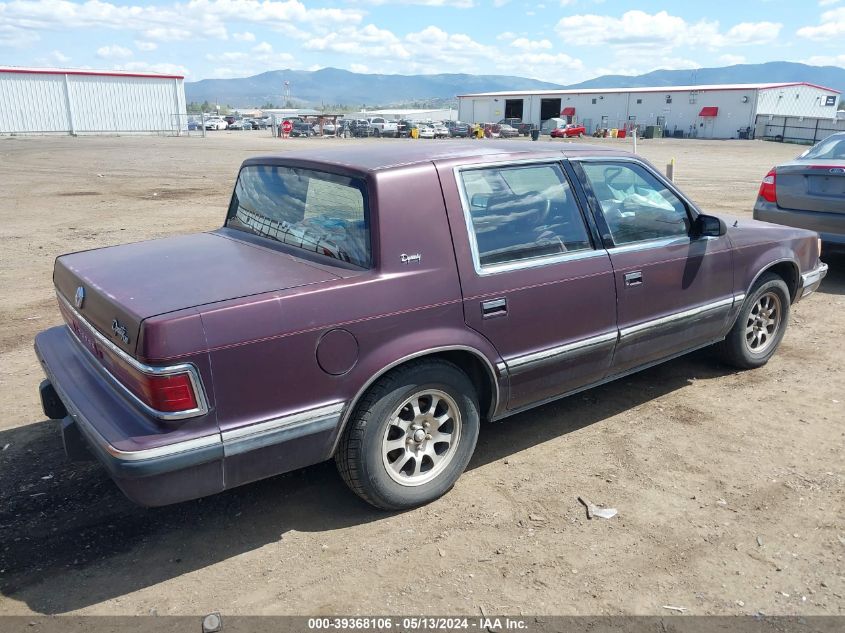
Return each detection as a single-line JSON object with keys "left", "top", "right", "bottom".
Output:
{"left": 35, "top": 143, "right": 827, "bottom": 510}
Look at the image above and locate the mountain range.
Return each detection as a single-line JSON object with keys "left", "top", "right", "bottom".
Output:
{"left": 185, "top": 62, "right": 845, "bottom": 109}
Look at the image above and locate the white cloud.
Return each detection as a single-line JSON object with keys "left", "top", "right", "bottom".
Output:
{"left": 349, "top": 63, "right": 369, "bottom": 73}
{"left": 797, "top": 7, "right": 845, "bottom": 40}
{"left": 804, "top": 53, "right": 845, "bottom": 66}
{"left": 135, "top": 40, "right": 157, "bottom": 51}
{"left": 718, "top": 53, "right": 746, "bottom": 65}
{"left": 48, "top": 49, "right": 70, "bottom": 63}
{"left": 0, "top": 23, "right": 40, "bottom": 47}
{"left": 233, "top": 31, "right": 255, "bottom": 41}
{"left": 723, "top": 21, "right": 782, "bottom": 46}
{"left": 358, "top": 0, "right": 475, "bottom": 7}
{"left": 305, "top": 24, "right": 412, "bottom": 59}
{"left": 556, "top": 10, "right": 780, "bottom": 50}
{"left": 0, "top": 0, "right": 364, "bottom": 47}
{"left": 114, "top": 61, "right": 190, "bottom": 76}
{"left": 205, "top": 41, "right": 294, "bottom": 76}
{"left": 510, "top": 37, "right": 553, "bottom": 51}
{"left": 818, "top": 0, "right": 840, "bottom": 6}
{"left": 96, "top": 44, "right": 133, "bottom": 59}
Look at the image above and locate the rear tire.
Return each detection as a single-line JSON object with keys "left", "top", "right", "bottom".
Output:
{"left": 718, "top": 273, "right": 790, "bottom": 369}
{"left": 335, "top": 360, "right": 480, "bottom": 510}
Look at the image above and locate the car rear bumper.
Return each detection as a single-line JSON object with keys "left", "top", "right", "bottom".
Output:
{"left": 35, "top": 325, "right": 346, "bottom": 506}
{"left": 753, "top": 201, "right": 845, "bottom": 245}
{"left": 35, "top": 326, "right": 225, "bottom": 506}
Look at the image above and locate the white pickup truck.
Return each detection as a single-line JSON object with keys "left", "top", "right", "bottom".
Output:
{"left": 366, "top": 117, "right": 399, "bottom": 138}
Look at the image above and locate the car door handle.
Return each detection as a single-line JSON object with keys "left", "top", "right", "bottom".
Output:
{"left": 481, "top": 298, "right": 507, "bottom": 318}
{"left": 624, "top": 271, "right": 643, "bottom": 286}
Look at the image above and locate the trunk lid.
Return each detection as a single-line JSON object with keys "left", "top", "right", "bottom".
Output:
{"left": 54, "top": 231, "right": 340, "bottom": 355}
{"left": 776, "top": 160, "right": 845, "bottom": 213}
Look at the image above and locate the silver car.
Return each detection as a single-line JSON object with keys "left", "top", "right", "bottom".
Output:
{"left": 754, "top": 132, "right": 845, "bottom": 250}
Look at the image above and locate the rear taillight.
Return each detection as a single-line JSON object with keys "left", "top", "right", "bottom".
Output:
{"left": 759, "top": 168, "right": 777, "bottom": 203}
{"left": 109, "top": 359, "right": 203, "bottom": 419}
{"left": 137, "top": 372, "right": 199, "bottom": 413}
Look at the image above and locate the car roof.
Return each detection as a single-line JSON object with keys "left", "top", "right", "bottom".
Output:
{"left": 244, "top": 141, "right": 632, "bottom": 173}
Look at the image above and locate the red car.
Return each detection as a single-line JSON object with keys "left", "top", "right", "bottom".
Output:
{"left": 551, "top": 124, "right": 586, "bottom": 138}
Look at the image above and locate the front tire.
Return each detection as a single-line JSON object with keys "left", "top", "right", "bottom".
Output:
{"left": 718, "top": 273, "right": 790, "bottom": 369}
{"left": 335, "top": 360, "right": 480, "bottom": 510}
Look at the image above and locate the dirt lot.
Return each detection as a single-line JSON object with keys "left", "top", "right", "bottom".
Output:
{"left": 0, "top": 132, "right": 842, "bottom": 617}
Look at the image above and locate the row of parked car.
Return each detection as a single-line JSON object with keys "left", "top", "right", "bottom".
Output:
{"left": 187, "top": 115, "right": 272, "bottom": 131}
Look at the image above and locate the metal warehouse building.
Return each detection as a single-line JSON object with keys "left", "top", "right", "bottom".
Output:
{"left": 458, "top": 82, "right": 842, "bottom": 140}
{"left": 0, "top": 66, "right": 187, "bottom": 135}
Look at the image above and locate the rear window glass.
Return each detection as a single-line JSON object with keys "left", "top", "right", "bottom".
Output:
{"left": 802, "top": 135, "right": 845, "bottom": 160}
{"left": 226, "top": 165, "right": 370, "bottom": 268}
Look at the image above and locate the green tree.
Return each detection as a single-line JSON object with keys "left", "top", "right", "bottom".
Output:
{"left": 260, "top": 101, "right": 277, "bottom": 109}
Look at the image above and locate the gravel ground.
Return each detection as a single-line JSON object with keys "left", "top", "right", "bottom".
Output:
{"left": 0, "top": 132, "right": 842, "bottom": 616}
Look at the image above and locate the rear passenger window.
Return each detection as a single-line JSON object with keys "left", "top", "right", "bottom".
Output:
{"left": 459, "top": 163, "right": 593, "bottom": 269}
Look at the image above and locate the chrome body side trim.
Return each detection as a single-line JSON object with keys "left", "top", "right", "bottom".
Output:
{"left": 492, "top": 338, "right": 723, "bottom": 423}
{"left": 452, "top": 161, "right": 605, "bottom": 277}
{"left": 619, "top": 296, "right": 735, "bottom": 339}
{"left": 801, "top": 261, "right": 828, "bottom": 297}
{"left": 329, "top": 345, "right": 501, "bottom": 456}
{"left": 221, "top": 402, "right": 345, "bottom": 454}
{"left": 505, "top": 331, "right": 618, "bottom": 374}
{"left": 57, "top": 293, "right": 210, "bottom": 421}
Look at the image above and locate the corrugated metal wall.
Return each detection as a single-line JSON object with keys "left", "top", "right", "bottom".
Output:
{"left": 0, "top": 71, "right": 187, "bottom": 134}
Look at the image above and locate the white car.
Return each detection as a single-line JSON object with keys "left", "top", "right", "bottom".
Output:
{"left": 418, "top": 125, "right": 435, "bottom": 139}
{"left": 433, "top": 123, "right": 450, "bottom": 139}
{"left": 205, "top": 118, "right": 228, "bottom": 130}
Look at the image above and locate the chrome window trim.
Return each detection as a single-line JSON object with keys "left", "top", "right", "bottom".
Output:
{"left": 619, "top": 296, "right": 736, "bottom": 339}
{"left": 453, "top": 160, "right": 601, "bottom": 277}
{"left": 329, "top": 345, "right": 501, "bottom": 456}
{"left": 606, "top": 235, "right": 692, "bottom": 255}
{"left": 58, "top": 293, "right": 210, "bottom": 421}
{"left": 505, "top": 331, "right": 618, "bottom": 372}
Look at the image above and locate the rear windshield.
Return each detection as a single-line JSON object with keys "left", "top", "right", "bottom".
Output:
{"left": 803, "top": 135, "right": 845, "bottom": 160}
{"left": 226, "top": 165, "right": 370, "bottom": 268}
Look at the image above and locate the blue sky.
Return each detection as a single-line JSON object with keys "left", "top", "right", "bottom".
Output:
{"left": 1, "top": 1, "right": 844, "bottom": 82}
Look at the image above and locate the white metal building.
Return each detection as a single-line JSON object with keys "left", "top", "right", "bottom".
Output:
{"left": 0, "top": 66, "right": 187, "bottom": 135}
{"left": 458, "top": 82, "right": 841, "bottom": 139}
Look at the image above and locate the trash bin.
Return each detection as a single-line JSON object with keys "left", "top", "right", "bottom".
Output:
{"left": 617, "top": 129, "right": 627, "bottom": 139}
{"left": 610, "top": 128, "right": 618, "bottom": 138}
{"left": 530, "top": 129, "right": 540, "bottom": 141}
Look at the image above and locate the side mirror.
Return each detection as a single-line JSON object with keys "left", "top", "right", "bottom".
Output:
{"left": 694, "top": 214, "right": 727, "bottom": 238}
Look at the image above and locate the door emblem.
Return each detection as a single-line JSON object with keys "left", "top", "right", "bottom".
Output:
{"left": 74, "top": 286, "right": 85, "bottom": 309}
{"left": 111, "top": 319, "right": 130, "bottom": 345}
{"left": 400, "top": 253, "right": 422, "bottom": 264}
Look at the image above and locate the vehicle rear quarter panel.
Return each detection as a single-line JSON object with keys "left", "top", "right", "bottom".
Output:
{"left": 200, "top": 163, "right": 502, "bottom": 484}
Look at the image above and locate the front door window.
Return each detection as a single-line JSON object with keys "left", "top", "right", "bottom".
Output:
{"left": 579, "top": 162, "right": 690, "bottom": 246}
